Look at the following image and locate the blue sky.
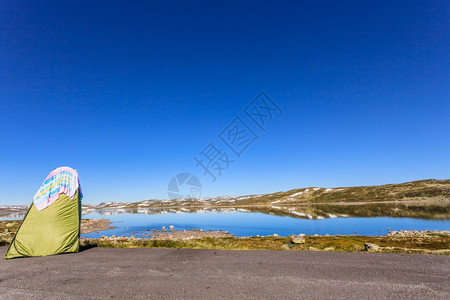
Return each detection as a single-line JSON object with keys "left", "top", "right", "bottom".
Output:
{"left": 1, "top": 1, "right": 449, "bottom": 205}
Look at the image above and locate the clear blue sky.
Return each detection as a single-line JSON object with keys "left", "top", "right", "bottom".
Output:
{"left": 1, "top": 1, "right": 449, "bottom": 205}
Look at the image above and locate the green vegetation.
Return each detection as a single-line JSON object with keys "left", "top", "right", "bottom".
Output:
{"left": 276, "top": 200, "right": 449, "bottom": 219}
{"left": 78, "top": 235, "right": 450, "bottom": 255}
{"left": 235, "top": 179, "right": 450, "bottom": 206}
{"left": 0, "top": 221, "right": 20, "bottom": 246}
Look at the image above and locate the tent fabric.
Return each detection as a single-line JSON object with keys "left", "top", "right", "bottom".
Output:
{"left": 5, "top": 167, "right": 82, "bottom": 259}
{"left": 34, "top": 166, "right": 82, "bottom": 211}
{"left": 5, "top": 191, "right": 81, "bottom": 259}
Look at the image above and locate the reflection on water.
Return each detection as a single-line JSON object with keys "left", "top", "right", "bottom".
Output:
{"left": 2, "top": 202, "right": 449, "bottom": 237}
{"left": 91, "top": 207, "right": 251, "bottom": 216}
{"left": 81, "top": 210, "right": 450, "bottom": 239}
{"left": 2, "top": 200, "right": 448, "bottom": 220}
{"left": 0, "top": 212, "right": 26, "bottom": 220}
{"left": 86, "top": 200, "right": 450, "bottom": 220}
{"left": 0, "top": 210, "right": 26, "bottom": 220}
{"left": 0, "top": 205, "right": 28, "bottom": 220}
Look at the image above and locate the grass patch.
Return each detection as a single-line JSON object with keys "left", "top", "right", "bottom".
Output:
{"left": 79, "top": 235, "right": 450, "bottom": 255}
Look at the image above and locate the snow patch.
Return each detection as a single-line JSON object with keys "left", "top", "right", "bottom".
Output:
{"left": 292, "top": 189, "right": 310, "bottom": 197}
{"left": 290, "top": 211, "right": 313, "bottom": 219}
{"left": 291, "top": 211, "right": 306, "bottom": 216}
{"left": 291, "top": 192, "right": 303, "bottom": 197}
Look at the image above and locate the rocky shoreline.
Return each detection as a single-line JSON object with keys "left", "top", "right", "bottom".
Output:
{"left": 93, "top": 228, "right": 233, "bottom": 241}
{"left": 387, "top": 229, "right": 450, "bottom": 237}
{"left": 81, "top": 219, "right": 115, "bottom": 234}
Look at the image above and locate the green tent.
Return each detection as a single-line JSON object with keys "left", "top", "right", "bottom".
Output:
{"left": 5, "top": 167, "right": 82, "bottom": 259}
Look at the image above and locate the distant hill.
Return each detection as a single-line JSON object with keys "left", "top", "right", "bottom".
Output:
{"left": 232, "top": 179, "right": 450, "bottom": 206}
{"left": 90, "top": 179, "right": 450, "bottom": 209}
{"left": 80, "top": 179, "right": 448, "bottom": 220}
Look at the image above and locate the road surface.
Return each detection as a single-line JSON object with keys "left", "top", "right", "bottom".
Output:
{"left": 0, "top": 247, "right": 449, "bottom": 299}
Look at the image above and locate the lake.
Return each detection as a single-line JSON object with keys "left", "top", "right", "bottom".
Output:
{"left": 81, "top": 210, "right": 450, "bottom": 238}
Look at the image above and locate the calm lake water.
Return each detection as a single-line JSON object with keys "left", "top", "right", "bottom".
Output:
{"left": 81, "top": 210, "right": 450, "bottom": 238}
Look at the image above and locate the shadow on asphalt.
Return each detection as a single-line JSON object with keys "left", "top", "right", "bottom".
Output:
{"left": 79, "top": 244, "right": 97, "bottom": 252}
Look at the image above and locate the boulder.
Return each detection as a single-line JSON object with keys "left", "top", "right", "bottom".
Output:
{"left": 324, "top": 246, "right": 335, "bottom": 251}
{"left": 169, "top": 225, "right": 174, "bottom": 230}
{"left": 364, "top": 243, "right": 380, "bottom": 251}
{"left": 281, "top": 244, "right": 290, "bottom": 250}
{"left": 292, "top": 234, "right": 306, "bottom": 244}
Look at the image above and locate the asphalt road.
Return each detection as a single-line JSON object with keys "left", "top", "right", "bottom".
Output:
{"left": 0, "top": 247, "right": 449, "bottom": 299}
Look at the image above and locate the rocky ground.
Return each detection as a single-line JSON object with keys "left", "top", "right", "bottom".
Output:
{"left": 141, "top": 228, "right": 232, "bottom": 239}
{"left": 81, "top": 218, "right": 114, "bottom": 234}
{"left": 388, "top": 229, "right": 450, "bottom": 237}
